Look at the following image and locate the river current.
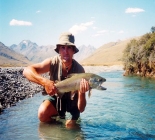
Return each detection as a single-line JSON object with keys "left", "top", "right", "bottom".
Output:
{"left": 0, "top": 66, "right": 155, "bottom": 140}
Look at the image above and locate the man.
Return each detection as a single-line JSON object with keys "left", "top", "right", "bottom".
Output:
{"left": 23, "top": 32, "right": 89, "bottom": 127}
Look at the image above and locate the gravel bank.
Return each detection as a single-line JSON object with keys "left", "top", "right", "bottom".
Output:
{"left": 0, "top": 67, "right": 45, "bottom": 113}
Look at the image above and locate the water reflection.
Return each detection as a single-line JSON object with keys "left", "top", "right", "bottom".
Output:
{"left": 38, "top": 120, "right": 84, "bottom": 140}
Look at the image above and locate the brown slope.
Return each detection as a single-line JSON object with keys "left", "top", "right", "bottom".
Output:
{"left": 81, "top": 37, "right": 140, "bottom": 66}
{"left": 0, "top": 42, "right": 32, "bottom": 67}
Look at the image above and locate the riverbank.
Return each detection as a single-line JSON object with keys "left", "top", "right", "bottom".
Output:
{"left": 0, "top": 67, "right": 44, "bottom": 113}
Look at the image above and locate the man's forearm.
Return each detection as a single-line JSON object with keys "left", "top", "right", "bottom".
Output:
{"left": 78, "top": 92, "right": 86, "bottom": 113}
{"left": 23, "top": 67, "right": 47, "bottom": 86}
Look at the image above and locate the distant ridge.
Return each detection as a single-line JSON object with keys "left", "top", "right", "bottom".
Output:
{"left": 9, "top": 40, "right": 56, "bottom": 62}
{"left": 9, "top": 40, "right": 96, "bottom": 63}
{"left": 81, "top": 37, "right": 141, "bottom": 66}
{"left": 0, "top": 42, "right": 32, "bottom": 67}
{"left": 74, "top": 45, "right": 96, "bottom": 61}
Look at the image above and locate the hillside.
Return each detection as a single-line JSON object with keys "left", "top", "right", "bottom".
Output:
{"left": 81, "top": 37, "right": 140, "bottom": 66}
{"left": 0, "top": 42, "right": 32, "bottom": 67}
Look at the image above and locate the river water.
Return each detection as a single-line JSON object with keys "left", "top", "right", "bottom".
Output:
{"left": 0, "top": 66, "right": 155, "bottom": 140}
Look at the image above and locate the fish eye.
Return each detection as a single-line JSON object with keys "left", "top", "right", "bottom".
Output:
{"left": 96, "top": 78, "right": 100, "bottom": 82}
{"left": 96, "top": 78, "right": 99, "bottom": 81}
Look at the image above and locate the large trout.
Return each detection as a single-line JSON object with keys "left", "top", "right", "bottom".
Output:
{"left": 54, "top": 73, "right": 106, "bottom": 98}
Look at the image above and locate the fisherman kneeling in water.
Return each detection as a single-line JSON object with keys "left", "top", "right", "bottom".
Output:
{"left": 23, "top": 32, "right": 89, "bottom": 127}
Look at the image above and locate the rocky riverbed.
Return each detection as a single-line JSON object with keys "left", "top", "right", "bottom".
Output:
{"left": 0, "top": 67, "right": 46, "bottom": 113}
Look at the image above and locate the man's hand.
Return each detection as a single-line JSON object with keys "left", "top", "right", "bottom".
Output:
{"left": 44, "top": 80, "right": 57, "bottom": 96}
{"left": 77, "top": 78, "right": 89, "bottom": 112}
{"left": 79, "top": 78, "right": 89, "bottom": 94}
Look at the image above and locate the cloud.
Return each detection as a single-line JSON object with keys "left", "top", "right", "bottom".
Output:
{"left": 97, "top": 30, "right": 108, "bottom": 34}
{"left": 69, "top": 21, "right": 94, "bottom": 34}
{"left": 92, "top": 26, "right": 97, "bottom": 30}
{"left": 118, "top": 30, "right": 124, "bottom": 34}
{"left": 36, "top": 10, "right": 41, "bottom": 13}
{"left": 125, "top": 7, "right": 145, "bottom": 13}
{"left": 10, "top": 19, "right": 32, "bottom": 26}
{"left": 94, "top": 30, "right": 108, "bottom": 37}
{"left": 93, "top": 34, "right": 102, "bottom": 37}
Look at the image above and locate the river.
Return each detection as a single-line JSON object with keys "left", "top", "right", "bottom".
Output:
{"left": 0, "top": 66, "right": 155, "bottom": 140}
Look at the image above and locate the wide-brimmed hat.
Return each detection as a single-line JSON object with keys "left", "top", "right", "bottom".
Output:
{"left": 55, "top": 32, "right": 79, "bottom": 54}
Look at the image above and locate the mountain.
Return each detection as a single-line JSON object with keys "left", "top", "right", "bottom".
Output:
{"left": 74, "top": 45, "right": 96, "bottom": 62}
{"left": 10, "top": 40, "right": 38, "bottom": 52}
{"left": 0, "top": 42, "right": 32, "bottom": 67}
{"left": 81, "top": 37, "right": 140, "bottom": 66}
{"left": 30, "top": 45, "right": 57, "bottom": 62}
{"left": 10, "top": 40, "right": 95, "bottom": 63}
{"left": 10, "top": 40, "right": 57, "bottom": 62}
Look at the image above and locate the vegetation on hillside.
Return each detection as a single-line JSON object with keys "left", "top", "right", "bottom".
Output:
{"left": 123, "top": 28, "right": 155, "bottom": 77}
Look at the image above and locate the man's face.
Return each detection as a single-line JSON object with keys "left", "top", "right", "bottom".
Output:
{"left": 58, "top": 45, "right": 75, "bottom": 63}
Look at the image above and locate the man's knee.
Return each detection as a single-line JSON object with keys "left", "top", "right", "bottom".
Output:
{"left": 38, "top": 100, "right": 57, "bottom": 122}
{"left": 38, "top": 103, "right": 48, "bottom": 122}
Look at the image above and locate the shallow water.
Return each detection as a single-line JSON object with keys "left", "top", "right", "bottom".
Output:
{"left": 0, "top": 68, "right": 155, "bottom": 140}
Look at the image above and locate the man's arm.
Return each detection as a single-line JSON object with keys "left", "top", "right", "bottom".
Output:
{"left": 78, "top": 78, "right": 89, "bottom": 112}
{"left": 23, "top": 58, "right": 57, "bottom": 95}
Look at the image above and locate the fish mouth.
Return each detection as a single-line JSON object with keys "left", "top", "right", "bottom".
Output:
{"left": 99, "top": 83, "right": 107, "bottom": 90}
{"left": 100, "top": 85, "right": 107, "bottom": 90}
{"left": 97, "top": 78, "right": 106, "bottom": 90}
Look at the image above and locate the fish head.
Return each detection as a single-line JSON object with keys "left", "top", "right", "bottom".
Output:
{"left": 89, "top": 74, "right": 106, "bottom": 90}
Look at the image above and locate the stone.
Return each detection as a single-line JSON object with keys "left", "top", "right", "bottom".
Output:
{"left": 0, "top": 67, "right": 47, "bottom": 113}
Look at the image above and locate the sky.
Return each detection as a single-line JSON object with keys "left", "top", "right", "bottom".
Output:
{"left": 0, "top": 0, "right": 155, "bottom": 48}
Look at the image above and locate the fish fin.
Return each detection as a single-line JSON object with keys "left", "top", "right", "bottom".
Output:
{"left": 71, "top": 91, "right": 76, "bottom": 100}
{"left": 88, "top": 89, "right": 92, "bottom": 98}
